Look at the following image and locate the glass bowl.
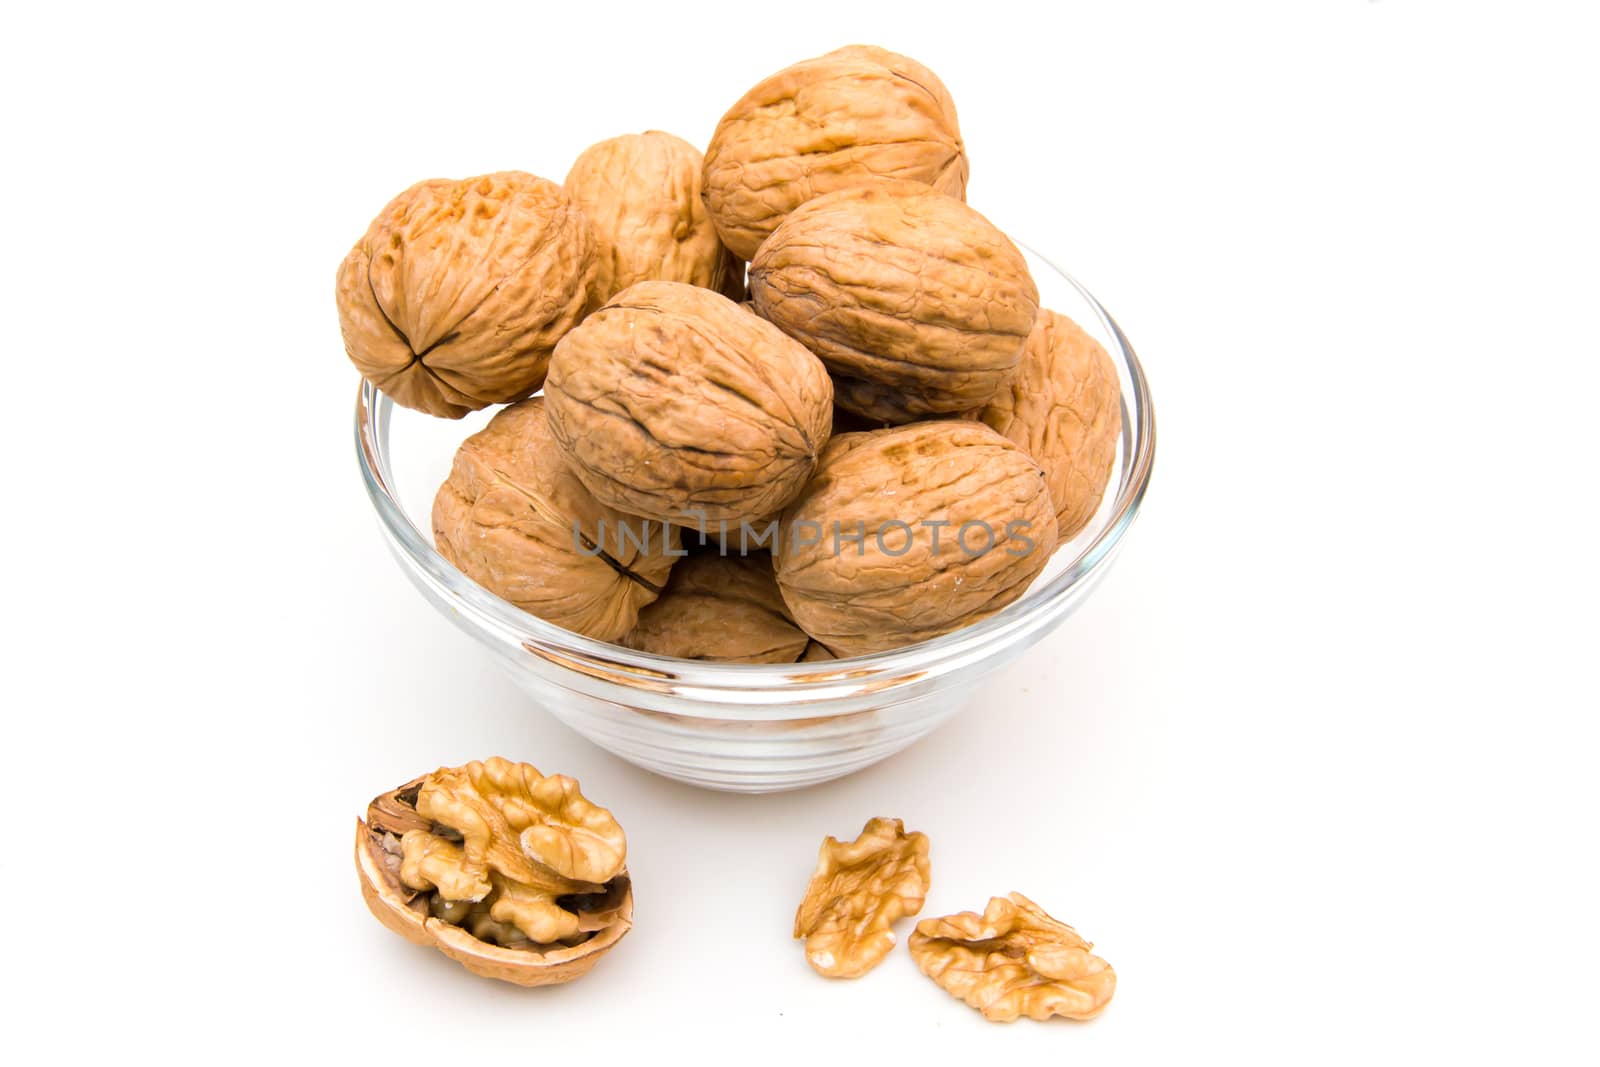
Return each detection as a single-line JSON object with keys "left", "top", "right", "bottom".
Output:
{"left": 355, "top": 247, "right": 1155, "bottom": 792}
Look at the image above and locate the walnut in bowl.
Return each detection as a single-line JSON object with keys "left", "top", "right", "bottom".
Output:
{"left": 564, "top": 131, "right": 742, "bottom": 302}
{"left": 749, "top": 182, "right": 1038, "bottom": 423}
{"left": 703, "top": 45, "right": 968, "bottom": 260}
{"left": 774, "top": 421, "right": 1058, "bottom": 657}
{"left": 337, "top": 172, "right": 599, "bottom": 419}
{"left": 619, "top": 552, "right": 811, "bottom": 664}
{"left": 431, "top": 397, "right": 679, "bottom": 642}
{"left": 975, "top": 309, "right": 1123, "bottom": 541}
{"left": 544, "top": 281, "right": 833, "bottom": 527}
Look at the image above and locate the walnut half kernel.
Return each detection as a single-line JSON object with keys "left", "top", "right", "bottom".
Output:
{"left": 354, "top": 758, "right": 632, "bottom": 986}
{"left": 908, "top": 893, "right": 1115, "bottom": 1022}
{"left": 794, "top": 817, "right": 931, "bottom": 978}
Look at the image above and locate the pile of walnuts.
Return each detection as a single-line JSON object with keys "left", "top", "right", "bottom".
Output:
{"left": 337, "top": 45, "right": 1122, "bottom": 660}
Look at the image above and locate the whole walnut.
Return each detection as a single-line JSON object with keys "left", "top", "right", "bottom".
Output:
{"left": 432, "top": 398, "right": 679, "bottom": 641}
{"left": 976, "top": 310, "right": 1123, "bottom": 541}
{"left": 750, "top": 182, "right": 1038, "bottom": 423}
{"left": 619, "top": 552, "right": 810, "bottom": 663}
{"left": 703, "top": 45, "right": 968, "bottom": 260}
{"left": 336, "top": 172, "right": 599, "bottom": 419}
{"left": 544, "top": 280, "right": 834, "bottom": 527}
{"left": 775, "top": 422, "right": 1057, "bottom": 656}
{"left": 564, "top": 131, "right": 743, "bottom": 302}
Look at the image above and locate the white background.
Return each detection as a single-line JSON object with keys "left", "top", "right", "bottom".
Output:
{"left": 3, "top": 1, "right": 1596, "bottom": 1062}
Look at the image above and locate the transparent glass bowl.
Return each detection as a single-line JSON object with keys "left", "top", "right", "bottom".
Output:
{"left": 355, "top": 248, "right": 1155, "bottom": 792}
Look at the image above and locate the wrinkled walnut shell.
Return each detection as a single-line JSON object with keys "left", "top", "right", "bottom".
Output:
{"left": 432, "top": 397, "right": 679, "bottom": 641}
{"left": 355, "top": 763, "right": 633, "bottom": 987}
{"left": 336, "top": 172, "right": 599, "bottom": 418}
{"left": 750, "top": 182, "right": 1038, "bottom": 423}
{"left": 976, "top": 309, "right": 1122, "bottom": 541}
{"left": 545, "top": 280, "right": 833, "bottom": 526}
{"left": 775, "top": 422, "right": 1057, "bottom": 656}
{"left": 619, "top": 552, "right": 810, "bottom": 663}
{"left": 564, "top": 131, "right": 743, "bottom": 302}
{"left": 704, "top": 45, "right": 968, "bottom": 260}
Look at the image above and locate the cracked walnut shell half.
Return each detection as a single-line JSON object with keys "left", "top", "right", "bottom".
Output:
{"left": 355, "top": 758, "right": 632, "bottom": 987}
{"left": 336, "top": 171, "right": 600, "bottom": 418}
{"left": 909, "top": 893, "right": 1115, "bottom": 1022}
{"left": 432, "top": 397, "right": 679, "bottom": 641}
{"left": 794, "top": 817, "right": 930, "bottom": 978}
{"left": 750, "top": 182, "right": 1039, "bottom": 423}
{"left": 703, "top": 45, "right": 968, "bottom": 260}
{"left": 976, "top": 309, "right": 1122, "bottom": 541}
{"left": 564, "top": 131, "right": 743, "bottom": 303}
{"left": 544, "top": 280, "right": 833, "bottom": 526}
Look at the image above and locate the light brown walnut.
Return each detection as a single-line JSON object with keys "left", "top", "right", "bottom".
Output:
{"left": 977, "top": 310, "right": 1122, "bottom": 541}
{"left": 909, "top": 893, "right": 1116, "bottom": 1022}
{"left": 704, "top": 45, "right": 968, "bottom": 260}
{"left": 431, "top": 398, "right": 679, "bottom": 641}
{"left": 355, "top": 758, "right": 632, "bottom": 987}
{"left": 750, "top": 182, "right": 1038, "bottom": 423}
{"left": 775, "top": 422, "right": 1057, "bottom": 656}
{"left": 564, "top": 131, "right": 743, "bottom": 302}
{"left": 793, "top": 817, "right": 930, "bottom": 978}
{"left": 545, "top": 281, "right": 833, "bottom": 526}
{"left": 619, "top": 552, "right": 810, "bottom": 664}
{"left": 336, "top": 172, "right": 599, "bottom": 418}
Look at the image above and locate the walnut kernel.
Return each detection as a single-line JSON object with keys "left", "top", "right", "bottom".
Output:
{"left": 355, "top": 758, "right": 632, "bottom": 987}
{"left": 793, "top": 817, "right": 931, "bottom": 978}
{"left": 908, "top": 893, "right": 1115, "bottom": 1022}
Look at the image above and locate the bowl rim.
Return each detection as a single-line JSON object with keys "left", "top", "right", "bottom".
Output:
{"left": 354, "top": 248, "right": 1155, "bottom": 710}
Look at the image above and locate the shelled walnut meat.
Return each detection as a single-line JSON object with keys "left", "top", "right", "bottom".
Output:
{"left": 704, "top": 45, "right": 968, "bottom": 260}
{"left": 909, "top": 893, "right": 1115, "bottom": 1023}
{"left": 976, "top": 309, "right": 1123, "bottom": 541}
{"left": 564, "top": 131, "right": 743, "bottom": 302}
{"left": 544, "top": 280, "right": 833, "bottom": 526}
{"left": 775, "top": 421, "right": 1058, "bottom": 656}
{"left": 337, "top": 172, "right": 599, "bottom": 418}
{"left": 355, "top": 758, "right": 632, "bottom": 986}
{"left": 794, "top": 818, "right": 931, "bottom": 978}
{"left": 432, "top": 397, "right": 679, "bottom": 641}
{"left": 619, "top": 552, "right": 810, "bottom": 664}
{"left": 750, "top": 182, "right": 1039, "bottom": 423}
